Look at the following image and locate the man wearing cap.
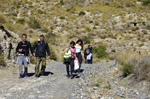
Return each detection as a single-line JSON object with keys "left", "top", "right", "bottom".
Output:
{"left": 33, "top": 34, "right": 50, "bottom": 77}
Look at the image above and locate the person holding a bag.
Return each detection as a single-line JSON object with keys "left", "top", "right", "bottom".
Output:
{"left": 16, "top": 34, "right": 34, "bottom": 79}
{"left": 75, "top": 39, "right": 83, "bottom": 73}
{"left": 64, "top": 41, "right": 77, "bottom": 79}
{"left": 87, "top": 44, "right": 97, "bottom": 64}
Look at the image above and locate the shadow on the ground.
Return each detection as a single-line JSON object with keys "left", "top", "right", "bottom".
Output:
{"left": 28, "top": 71, "right": 54, "bottom": 77}
{"left": 72, "top": 69, "right": 84, "bottom": 79}
{"left": 43, "top": 71, "right": 54, "bottom": 76}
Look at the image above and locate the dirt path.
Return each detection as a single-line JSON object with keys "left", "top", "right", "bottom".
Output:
{"left": 0, "top": 62, "right": 80, "bottom": 99}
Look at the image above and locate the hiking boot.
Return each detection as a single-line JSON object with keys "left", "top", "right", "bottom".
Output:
{"left": 35, "top": 75, "right": 39, "bottom": 78}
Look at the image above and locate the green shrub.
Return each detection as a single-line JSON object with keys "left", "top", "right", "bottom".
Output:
{"left": 0, "top": 55, "right": 6, "bottom": 67}
{"left": 0, "top": 14, "right": 6, "bottom": 24}
{"left": 16, "top": 18, "right": 25, "bottom": 24}
{"left": 120, "top": 61, "right": 134, "bottom": 77}
{"left": 41, "top": 27, "right": 49, "bottom": 33}
{"left": 59, "top": 16, "right": 65, "bottom": 20}
{"left": 37, "top": 9, "right": 46, "bottom": 14}
{"left": 89, "top": 20, "right": 93, "bottom": 23}
{"left": 79, "top": 11, "right": 86, "bottom": 16}
{"left": 82, "top": 36, "right": 93, "bottom": 44}
{"left": 28, "top": 17, "right": 40, "bottom": 29}
{"left": 104, "top": 82, "right": 111, "bottom": 90}
{"left": 93, "top": 83, "right": 100, "bottom": 87}
{"left": 49, "top": 46, "right": 57, "bottom": 60}
{"left": 45, "top": 32, "right": 56, "bottom": 44}
{"left": 142, "top": 0, "right": 150, "bottom": 5}
{"left": 93, "top": 43, "right": 108, "bottom": 59}
{"left": 85, "top": 26, "right": 91, "bottom": 32}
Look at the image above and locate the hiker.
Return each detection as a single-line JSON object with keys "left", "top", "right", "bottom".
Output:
{"left": 87, "top": 45, "right": 97, "bottom": 64}
{"left": 84, "top": 48, "right": 90, "bottom": 64}
{"left": 75, "top": 39, "right": 83, "bottom": 73}
{"left": 64, "top": 41, "right": 77, "bottom": 79}
{"left": 16, "top": 34, "right": 34, "bottom": 78}
{"left": 33, "top": 34, "right": 50, "bottom": 78}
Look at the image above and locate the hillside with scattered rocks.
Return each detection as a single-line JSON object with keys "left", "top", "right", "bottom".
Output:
{"left": 0, "top": 0, "right": 150, "bottom": 99}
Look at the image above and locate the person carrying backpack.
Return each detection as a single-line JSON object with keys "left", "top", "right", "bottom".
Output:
{"left": 16, "top": 34, "right": 34, "bottom": 78}
{"left": 33, "top": 34, "right": 50, "bottom": 78}
{"left": 64, "top": 41, "right": 77, "bottom": 79}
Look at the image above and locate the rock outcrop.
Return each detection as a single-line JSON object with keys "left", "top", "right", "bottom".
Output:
{"left": 0, "top": 28, "right": 20, "bottom": 66}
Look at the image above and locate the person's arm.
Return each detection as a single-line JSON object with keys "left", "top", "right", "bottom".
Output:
{"left": 64, "top": 48, "right": 69, "bottom": 53}
{"left": 33, "top": 42, "right": 37, "bottom": 56}
{"left": 92, "top": 44, "right": 98, "bottom": 48}
{"left": 16, "top": 42, "right": 22, "bottom": 53}
{"left": 29, "top": 42, "right": 34, "bottom": 56}
{"left": 46, "top": 43, "right": 50, "bottom": 59}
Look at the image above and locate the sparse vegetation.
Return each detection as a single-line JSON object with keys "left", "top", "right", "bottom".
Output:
{"left": 28, "top": 17, "right": 40, "bottom": 29}
{"left": 93, "top": 43, "right": 108, "bottom": 59}
{"left": 93, "top": 83, "right": 100, "bottom": 87}
{"left": 0, "top": 55, "right": 6, "bottom": 67}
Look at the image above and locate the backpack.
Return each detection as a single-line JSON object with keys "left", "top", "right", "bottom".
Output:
{"left": 64, "top": 47, "right": 72, "bottom": 62}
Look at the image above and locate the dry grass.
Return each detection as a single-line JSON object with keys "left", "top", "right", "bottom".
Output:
{"left": 116, "top": 51, "right": 150, "bottom": 81}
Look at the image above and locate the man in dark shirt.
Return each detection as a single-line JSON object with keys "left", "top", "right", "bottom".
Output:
{"left": 16, "top": 34, "right": 34, "bottom": 78}
{"left": 33, "top": 34, "right": 50, "bottom": 77}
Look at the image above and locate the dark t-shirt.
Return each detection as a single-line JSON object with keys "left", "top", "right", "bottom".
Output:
{"left": 89, "top": 47, "right": 93, "bottom": 53}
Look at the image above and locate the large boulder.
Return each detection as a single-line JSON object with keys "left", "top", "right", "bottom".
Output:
{"left": 0, "top": 29, "right": 20, "bottom": 66}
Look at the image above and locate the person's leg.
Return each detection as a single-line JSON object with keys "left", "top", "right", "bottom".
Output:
{"left": 91, "top": 56, "right": 93, "bottom": 64}
{"left": 35, "top": 57, "right": 41, "bottom": 76}
{"left": 65, "top": 62, "right": 70, "bottom": 78}
{"left": 23, "top": 56, "right": 28, "bottom": 77}
{"left": 18, "top": 56, "right": 23, "bottom": 78}
{"left": 70, "top": 58, "right": 75, "bottom": 79}
{"left": 41, "top": 57, "right": 46, "bottom": 75}
{"left": 78, "top": 53, "right": 82, "bottom": 73}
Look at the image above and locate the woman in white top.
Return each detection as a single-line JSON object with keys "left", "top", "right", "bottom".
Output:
{"left": 75, "top": 39, "right": 83, "bottom": 73}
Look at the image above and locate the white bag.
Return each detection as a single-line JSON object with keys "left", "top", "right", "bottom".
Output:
{"left": 87, "top": 53, "right": 92, "bottom": 60}
{"left": 74, "top": 59, "right": 79, "bottom": 70}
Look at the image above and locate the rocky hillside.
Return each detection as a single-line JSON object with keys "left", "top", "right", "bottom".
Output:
{"left": 0, "top": 0, "right": 150, "bottom": 61}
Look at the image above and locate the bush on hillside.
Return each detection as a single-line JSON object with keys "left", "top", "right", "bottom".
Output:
{"left": 116, "top": 52, "right": 150, "bottom": 81}
{"left": 120, "top": 61, "right": 134, "bottom": 77}
{"left": 142, "top": 0, "right": 150, "bottom": 5}
{"left": 79, "top": 11, "right": 86, "bottom": 16}
{"left": 16, "top": 18, "right": 25, "bottom": 24}
{"left": 0, "top": 55, "right": 6, "bottom": 67}
{"left": 0, "top": 14, "right": 6, "bottom": 24}
{"left": 93, "top": 43, "right": 108, "bottom": 59}
{"left": 81, "top": 36, "right": 92, "bottom": 44}
{"left": 28, "top": 17, "right": 40, "bottom": 29}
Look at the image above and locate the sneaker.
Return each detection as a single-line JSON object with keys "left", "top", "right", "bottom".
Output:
{"left": 66, "top": 75, "right": 70, "bottom": 78}
{"left": 19, "top": 74, "right": 24, "bottom": 79}
{"left": 70, "top": 75, "right": 74, "bottom": 79}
